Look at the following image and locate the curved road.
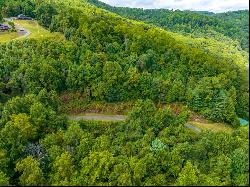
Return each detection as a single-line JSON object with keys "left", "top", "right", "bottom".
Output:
{"left": 68, "top": 113, "right": 202, "bottom": 133}
{"left": 15, "top": 24, "right": 30, "bottom": 38}
{"left": 4, "top": 17, "right": 31, "bottom": 38}
{"left": 68, "top": 114, "right": 127, "bottom": 122}
{"left": 184, "top": 124, "right": 202, "bottom": 133}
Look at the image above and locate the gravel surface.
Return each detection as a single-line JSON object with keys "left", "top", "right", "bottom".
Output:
{"left": 68, "top": 114, "right": 127, "bottom": 121}
{"left": 185, "top": 124, "right": 202, "bottom": 133}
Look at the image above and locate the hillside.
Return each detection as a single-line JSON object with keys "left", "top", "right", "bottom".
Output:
{"left": 1, "top": 0, "right": 248, "bottom": 123}
{"left": 89, "top": 0, "right": 249, "bottom": 52}
{"left": 0, "top": 0, "right": 249, "bottom": 186}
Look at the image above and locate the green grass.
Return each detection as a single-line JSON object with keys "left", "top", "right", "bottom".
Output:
{"left": 189, "top": 121, "right": 234, "bottom": 134}
{"left": 0, "top": 32, "right": 19, "bottom": 42}
{"left": 14, "top": 20, "right": 63, "bottom": 39}
{"left": 1, "top": 20, "right": 64, "bottom": 42}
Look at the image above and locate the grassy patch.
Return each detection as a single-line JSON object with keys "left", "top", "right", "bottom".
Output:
{"left": 14, "top": 20, "right": 64, "bottom": 39}
{"left": 189, "top": 121, "right": 234, "bottom": 134}
{"left": 0, "top": 32, "right": 19, "bottom": 42}
{"left": 1, "top": 20, "right": 64, "bottom": 42}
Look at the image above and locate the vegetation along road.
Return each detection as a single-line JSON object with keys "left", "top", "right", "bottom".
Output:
{"left": 67, "top": 113, "right": 230, "bottom": 134}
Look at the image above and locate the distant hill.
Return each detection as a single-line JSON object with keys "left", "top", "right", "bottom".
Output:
{"left": 88, "top": 0, "right": 249, "bottom": 51}
{"left": 192, "top": 10, "right": 215, "bottom": 15}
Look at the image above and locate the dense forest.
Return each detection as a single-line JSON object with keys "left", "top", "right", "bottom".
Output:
{"left": 89, "top": 0, "right": 249, "bottom": 52}
{"left": 0, "top": 0, "right": 249, "bottom": 186}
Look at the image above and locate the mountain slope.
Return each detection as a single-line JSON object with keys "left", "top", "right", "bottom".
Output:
{"left": 0, "top": 0, "right": 249, "bottom": 123}
{"left": 88, "top": 0, "right": 249, "bottom": 52}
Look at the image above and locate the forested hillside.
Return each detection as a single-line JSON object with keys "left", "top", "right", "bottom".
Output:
{"left": 89, "top": 0, "right": 249, "bottom": 51}
{"left": 0, "top": 0, "right": 249, "bottom": 186}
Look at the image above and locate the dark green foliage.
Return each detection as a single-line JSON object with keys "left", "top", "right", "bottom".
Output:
{"left": 1, "top": 0, "right": 35, "bottom": 17}
{"left": 35, "top": 1, "right": 57, "bottom": 28}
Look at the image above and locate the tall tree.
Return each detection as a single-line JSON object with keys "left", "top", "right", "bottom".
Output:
{"left": 15, "top": 156, "right": 44, "bottom": 186}
{"left": 175, "top": 161, "right": 199, "bottom": 186}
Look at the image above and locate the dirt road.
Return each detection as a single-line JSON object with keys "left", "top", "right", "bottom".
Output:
{"left": 68, "top": 113, "right": 203, "bottom": 133}
{"left": 68, "top": 114, "right": 127, "bottom": 121}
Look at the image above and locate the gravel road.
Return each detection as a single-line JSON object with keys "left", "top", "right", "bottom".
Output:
{"left": 68, "top": 114, "right": 127, "bottom": 121}
{"left": 68, "top": 114, "right": 202, "bottom": 133}
{"left": 185, "top": 124, "right": 202, "bottom": 133}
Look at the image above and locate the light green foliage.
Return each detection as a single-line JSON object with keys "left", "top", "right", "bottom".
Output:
{"left": 15, "top": 156, "right": 44, "bottom": 186}
{"left": 50, "top": 152, "right": 76, "bottom": 186}
{"left": 0, "top": 171, "right": 9, "bottom": 186}
{"left": 230, "top": 147, "right": 249, "bottom": 186}
{"left": 0, "top": 99, "right": 247, "bottom": 186}
{"left": 1, "top": 90, "right": 65, "bottom": 133}
{"left": 144, "top": 174, "right": 168, "bottom": 186}
{"left": 77, "top": 151, "right": 115, "bottom": 186}
{"left": 0, "top": 114, "right": 36, "bottom": 163}
{"left": 128, "top": 157, "right": 147, "bottom": 186}
{"left": 209, "top": 154, "right": 232, "bottom": 186}
{"left": 29, "top": 102, "right": 47, "bottom": 129}
{"left": 109, "top": 161, "right": 133, "bottom": 186}
{"left": 1, "top": 113, "right": 36, "bottom": 146}
{"left": 150, "top": 138, "right": 167, "bottom": 152}
{"left": 63, "top": 122, "right": 85, "bottom": 147}
{"left": 176, "top": 161, "right": 199, "bottom": 186}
